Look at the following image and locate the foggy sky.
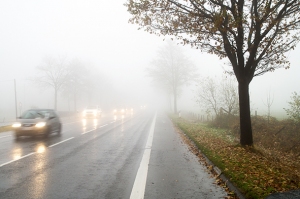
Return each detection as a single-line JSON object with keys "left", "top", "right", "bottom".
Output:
{"left": 1, "top": 1, "right": 300, "bottom": 121}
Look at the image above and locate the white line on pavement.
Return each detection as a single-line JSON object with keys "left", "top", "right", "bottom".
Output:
{"left": 130, "top": 113, "right": 157, "bottom": 199}
{"left": 0, "top": 152, "right": 35, "bottom": 168}
{"left": 49, "top": 137, "right": 74, "bottom": 148}
{"left": 81, "top": 128, "right": 96, "bottom": 135}
{"left": 99, "top": 124, "right": 108, "bottom": 128}
{"left": 81, "top": 123, "right": 108, "bottom": 135}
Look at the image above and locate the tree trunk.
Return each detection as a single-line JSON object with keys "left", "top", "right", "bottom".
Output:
{"left": 238, "top": 80, "right": 253, "bottom": 146}
{"left": 74, "top": 93, "right": 77, "bottom": 112}
{"left": 173, "top": 89, "right": 177, "bottom": 113}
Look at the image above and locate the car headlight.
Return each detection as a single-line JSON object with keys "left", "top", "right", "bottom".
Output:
{"left": 35, "top": 122, "right": 46, "bottom": 128}
{"left": 12, "top": 123, "right": 21, "bottom": 128}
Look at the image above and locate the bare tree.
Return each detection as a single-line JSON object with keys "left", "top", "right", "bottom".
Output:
{"left": 62, "top": 59, "right": 89, "bottom": 111}
{"left": 196, "top": 77, "right": 220, "bottom": 116}
{"left": 263, "top": 89, "right": 274, "bottom": 124}
{"left": 125, "top": 0, "right": 300, "bottom": 146}
{"left": 196, "top": 76, "right": 238, "bottom": 117}
{"left": 220, "top": 77, "right": 239, "bottom": 116}
{"left": 147, "top": 41, "right": 198, "bottom": 113}
{"left": 34, "top": 56, "right": 70, "bottom": 110}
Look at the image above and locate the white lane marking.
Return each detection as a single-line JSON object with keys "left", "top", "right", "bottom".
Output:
{"left": 49, "top": 137, "right": 74, "bottom": 148}
{"left": 130, "top": 113, "right": 157, "bottom": 199}
{"left": 0, "top": 152, "right": 35, "bottom": 168}
{"left": 81, "top": 128, "right": 96, "bottom": 135}
{"left": 99, "top": 124, "right": 108, "bottom": 128}
{"left": 0, "top": 135, "right": 11, "bottom": 139}
{"left": 81, "top": 123, "right": 108, "bottom": 135}
{"left": 0, "top": 137, "right": 74, "bottom": 167}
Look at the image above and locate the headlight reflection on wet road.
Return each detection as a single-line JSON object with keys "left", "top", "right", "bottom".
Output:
{"left": 12, "top": 148, "right": 22, "bottom": 160}
{"left": 33, "top": 147, "right": 48, "bottom": 199}
{"left": 82, "top": 119, "right": 87, "bottom": 133}
{"left": 36, "top": 144, "right": 46, "bottom": 154}
{"left": 93, "top": 119, "right": 98, "bottom": 128}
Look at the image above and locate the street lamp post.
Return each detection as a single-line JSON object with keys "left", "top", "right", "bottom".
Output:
{"left": 14, "top": 79, "right": 18, "bottom": 119}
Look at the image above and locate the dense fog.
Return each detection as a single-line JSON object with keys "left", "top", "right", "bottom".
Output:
{"left": 1, "top": 1, "right": 300, "bottom": 122}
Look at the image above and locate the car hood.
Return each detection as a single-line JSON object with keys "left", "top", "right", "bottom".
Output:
{"left": 17, "top": 118, "right": 47, "bottom": 123}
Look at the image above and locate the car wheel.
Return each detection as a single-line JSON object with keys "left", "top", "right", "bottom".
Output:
{"left": 44, "top": 127, "right": 51, "bottom": 138}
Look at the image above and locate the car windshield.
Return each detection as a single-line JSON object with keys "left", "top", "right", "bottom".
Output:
{"left": 21, "top": 110, "right": 49, "bottom": 119}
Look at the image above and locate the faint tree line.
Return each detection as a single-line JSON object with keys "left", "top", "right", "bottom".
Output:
{"left": 146, "top": 41, "right": 198, "bottom": 113}
{"left": 33, "top": 55, "right": 109, "bottom": 111}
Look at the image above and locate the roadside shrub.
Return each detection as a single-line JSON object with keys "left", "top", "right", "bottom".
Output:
{"left": 207, "top": 114, "right": 300, "bottom": 155}
{"left": 284, "top": 91, "right": 300, "bottom": 124}
{"left": 210, "top": 113, "right": 239, "bottom": 129}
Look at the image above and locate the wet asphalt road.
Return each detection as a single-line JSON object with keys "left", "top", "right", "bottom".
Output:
{"left": 0, "top": 111, "right": 226, "bottom": 199}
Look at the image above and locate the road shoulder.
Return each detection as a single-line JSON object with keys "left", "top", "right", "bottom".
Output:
{"left": 145, "top": 112, "right": 227, "bottom": 199}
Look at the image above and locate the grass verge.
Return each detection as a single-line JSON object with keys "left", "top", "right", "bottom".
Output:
{"left": 0, "top": 125, "right": 12, "bottom": 133}
{"left": 170, "top": 115, "right": 300, "bottom": 199}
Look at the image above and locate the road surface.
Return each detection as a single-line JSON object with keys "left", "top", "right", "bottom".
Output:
{"left": 0, "top": 110, "right": 227, "bottom": 199}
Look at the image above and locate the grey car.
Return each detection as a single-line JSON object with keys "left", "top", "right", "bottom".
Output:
{"left": 12, "top": 109, "right": 62, "bottom": 140}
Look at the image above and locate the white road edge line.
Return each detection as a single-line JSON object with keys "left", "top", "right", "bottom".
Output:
{"left": 49, "top": 137, "right": 74, "bottom": 148}
{"left": 0, "top": 152, "right": 35, "bottom": 168}
{"left": 130, "top": 112, "right": 157, "bottom": 199}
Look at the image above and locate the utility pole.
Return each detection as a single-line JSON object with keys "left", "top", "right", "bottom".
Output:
{"left": 14, "top": 79, "right": 17, "bottom": 119}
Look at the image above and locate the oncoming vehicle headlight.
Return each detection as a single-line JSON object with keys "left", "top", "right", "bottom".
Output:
{"left": 35, "top": 122, "right": 46, "bottom": 128}
{"left": 12, "top": 123, "right": 21, "bottom": 128}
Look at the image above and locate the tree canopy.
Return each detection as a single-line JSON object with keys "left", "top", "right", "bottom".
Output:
{"left": 126, "top": 0, "right": 300, "bottom": 80}
{"left": 125, "top": 0, "right": 300, "bottom": 146}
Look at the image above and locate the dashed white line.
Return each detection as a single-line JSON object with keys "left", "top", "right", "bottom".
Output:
{"left": 130, "top": 113, "right": 157, "bottom": 199}
{"left": 99, "top": 124, "right": 108, "bottom": 128}
{"left": 49, "top": 137, "right": 74, "bottom": 148}
{"left": 0, "top": 120, "right": 113, "bottom": 168}
{"left": 0, "top": 152, "right": 35, "bottom": 168}
{"left": 82, "top": 128, "right": 96, "bottom": 135}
